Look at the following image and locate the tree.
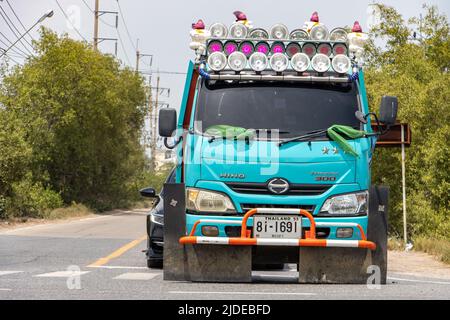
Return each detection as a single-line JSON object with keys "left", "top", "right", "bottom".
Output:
{"left": 0, "top": 28, "right": 148, "bottom": 214}
{"left": 365, "top": 4, "right": 449, "bottom": 239}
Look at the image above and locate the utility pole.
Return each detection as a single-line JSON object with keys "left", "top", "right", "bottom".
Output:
{"left": 150, "top": 74, "right": 160, "bottom": 171}
{"left": 93, "top": 0, "right": 117, "bottom": 52}
{"left": 146, "top": 85, "right": 154, "bottom": 170}
{"left": 401, "top": 124, "right": 408, "bottom": 247}
{"left": 93, "top": 0, "right": 99, "bottom": 49}
{"left": 135, "top": 39, "right": 140, "bottom": 72}
{"left": 135, "top": 40, "right": 153, "bottom": 73}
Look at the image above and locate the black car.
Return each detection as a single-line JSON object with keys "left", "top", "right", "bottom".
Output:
{"left": 139, "top": 167, "right": 284, "bottom": 270}
{"left": 140, "top": 168, "right": 176, "bottom": 268}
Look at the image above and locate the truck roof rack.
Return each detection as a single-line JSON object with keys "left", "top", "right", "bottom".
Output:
{"left": 189, "top": 14, "right": 368, "bottom": 82}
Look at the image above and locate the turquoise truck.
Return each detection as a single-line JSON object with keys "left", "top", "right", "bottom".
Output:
{"left": 154, "top": 14, "right": 403, "bottom": 284}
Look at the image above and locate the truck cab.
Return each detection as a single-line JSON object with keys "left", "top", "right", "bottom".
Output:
{"left": 157, "top": 16, "right": 398, "bottom": 283}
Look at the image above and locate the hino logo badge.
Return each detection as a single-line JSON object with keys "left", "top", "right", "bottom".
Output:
{"left": 267, "top": 178, "right": 290, "bottom": 194}
{"left": 220, "top": 173, "right": 245, "bottom": 179}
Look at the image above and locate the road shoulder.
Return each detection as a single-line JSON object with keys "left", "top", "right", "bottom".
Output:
{"left": 388, "top": 250, "right": 450, "bottom": 279}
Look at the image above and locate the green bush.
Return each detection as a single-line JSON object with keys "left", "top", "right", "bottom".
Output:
{"left": 0, "top": 28, "right": 149, "bottom": 216}
{"left": 6, "top": 176, "right": 63, "bottom": 219}
{"left": 365, "top": 4, "right": 450, "bottom": 241}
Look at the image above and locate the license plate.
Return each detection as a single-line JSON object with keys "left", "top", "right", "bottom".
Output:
{"left": 253, "top": 215, "right": 302, "bottom": 239}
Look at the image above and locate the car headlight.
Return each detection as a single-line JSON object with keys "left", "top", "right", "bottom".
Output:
{"left": 150, "top": 212, "right": 164, "bottom": 225}
{"left": 186, "top": 188, "right": 236, "bottom": 213}
{"left": 320, "top": 191, "right": 368, "bottom": 215}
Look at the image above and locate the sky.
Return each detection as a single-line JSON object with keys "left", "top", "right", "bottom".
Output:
{"left": 1, "top": 0, "right": 449, "bottom": 110}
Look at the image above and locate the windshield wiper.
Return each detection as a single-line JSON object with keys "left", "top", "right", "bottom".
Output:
{"left": 278, "top": 129, "right": 328, "bottom": 147}
{"left": 254, "top": 129, "right": 290, "bottom": 137}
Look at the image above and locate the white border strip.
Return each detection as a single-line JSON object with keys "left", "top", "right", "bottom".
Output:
{"left": 196, "top": 237, "right": 230, "bottom": 244}
{"left": 169, "top": 291, "right": 316, "bottom": 296}
{"left": 256, "top": 238, "right": 299, "bottom": 246}
{"left": 325, "top": 240, "right": 359, "bottom": 247}
{"left": 388, "top": 276, "right": 450, "bottom": 285}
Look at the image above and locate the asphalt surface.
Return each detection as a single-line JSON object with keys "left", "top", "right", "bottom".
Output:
{"left": 0, "top": 209, "right": 449, "bottom": 300}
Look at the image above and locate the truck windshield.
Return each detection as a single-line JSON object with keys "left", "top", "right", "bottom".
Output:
{"left": 195, "top": 81, "right": 360, "bottom": 139}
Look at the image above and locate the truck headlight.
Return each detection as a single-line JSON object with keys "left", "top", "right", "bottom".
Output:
{"left": 311, "top": 53, "right": 331, "bottom": 73}
{"left": 186, "top": 188, "right": 236, "bottom": 213}
{"left": 150, "top": 212, "right": 164, "bottom": 225}
{"left": 320, "top": 191, "right": 368, "bottom": 215}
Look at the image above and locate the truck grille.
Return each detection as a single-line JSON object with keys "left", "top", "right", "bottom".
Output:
{"left": 240, "top": 203, "right": 315, "bottom": 213}
{"left": 227, "top": 182, "right": 331, "bottom": 196}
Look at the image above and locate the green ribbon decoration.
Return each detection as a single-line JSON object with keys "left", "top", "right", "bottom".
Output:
{"left": 205, "top": 125, "right": 255, "bottom": 140}
{"left": 326, "top": 125, "right": 369, "bottom": 157}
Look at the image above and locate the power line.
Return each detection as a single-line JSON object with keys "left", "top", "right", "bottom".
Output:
{"left": 0, "top": 6, "right": 34, "bottom": 56}
{"left": 5, "top": 0, "right": 36, "bottom": 41}
{"left": 0, "top": 31, "right": 30, "bottom": 58}
{"left": 0, "top": 46, "right": 22, "bottom": 64}
{"left": 116, "top": 0, "right": 136, "bottom": 51}
{"left": 140, "top": 70, "right": 187, "bottom": 75}
{"left": 81, "top": 0, "right": 116, "bottom": 28}
{"left": 54, "top": 0, "right": 88, "bottom": 41}
{"left": 1, "top": 52, "right": 20, "bottom": 64}
{"left": 3, "top": 51, "right": 24, "bottom": 59}
{"left": 116, "top": 28, "right": 131, "bottom": 65}
{"left": 0, "top": 4, "right": 34, "bottom": 52}
{"left": 82, "top": 0, "right": 130, "bottom": 66}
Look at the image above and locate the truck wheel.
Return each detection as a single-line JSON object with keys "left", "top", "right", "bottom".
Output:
{"left": 368, "top": 186, "right": 389, "bottom": 285}
{"left": 252, "top": 263, "right": 285, "bottom": 271}
{"left": 147, "top": 259, "right": 163, "bottom": 269}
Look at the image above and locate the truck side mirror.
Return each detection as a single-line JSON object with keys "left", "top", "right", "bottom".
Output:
{"left": 379, "top": 96, "right": 398, "bottom": 126}
{"left": 159, "top": 108, "right": 177, "bottom": 137}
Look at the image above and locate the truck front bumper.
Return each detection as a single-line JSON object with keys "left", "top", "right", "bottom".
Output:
{"left": 180, "top": 208, "right": 376, "bottom": 250}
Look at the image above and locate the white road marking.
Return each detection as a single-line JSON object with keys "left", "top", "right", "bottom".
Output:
{"left": 169, "top": 291, "right": 316, "bottom": 296}
{"left": 87, "top": 265, "right": 149, "bottom": 270}
{"left": 0, "top": 288, "right": 12, "bottom": 291}
{"left": 34, "top": 271, "right": 90, "bottom": 277}
{"left": 388, "top": 276, "right": 450, "bottom": 285}
{"left": 113, "top": 272, "right": 160, "bottom": 280}
{"left": 0, "top": 271, "right": 23, "bottom": 276}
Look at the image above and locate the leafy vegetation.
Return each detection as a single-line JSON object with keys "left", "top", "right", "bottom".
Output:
{"left": 365, "top": 4, "right": 449, "bottom": 241}
{"left": 413, "top": 236, "right": 450, "bottom": 264}
{"left": 0, "top": 5, "right": 447, "bottom": 252}
{"left": 0, "top": 28, "right": 158, "bottom": 218}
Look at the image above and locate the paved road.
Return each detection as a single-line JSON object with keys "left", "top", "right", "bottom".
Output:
{"left": 1, "top": 209, "right": 449, "bottom": 300}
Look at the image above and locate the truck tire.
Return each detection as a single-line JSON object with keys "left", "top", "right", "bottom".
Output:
{"left": 252, "top": 263, "right": 285, "bottom": 271}
{"left": 367, "top": 185, "right": 389, "bottom": 285}
{"left": 147, "top": 258, "right": 163, "bottom": 269}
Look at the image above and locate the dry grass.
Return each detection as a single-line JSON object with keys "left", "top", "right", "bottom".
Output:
{"left": 0, "top": 203, "right": 94, "bottom": 230}
{"left": 388, "top": 236, "right": 450, "bottom": 265}
{"left": 413, "top": 237, "right": 450, "bottom": 264}
{"left": 388, "top": 237, "right": 405, "bottom": 251}
{"left": 44, "top": 203, "right": 93, "bottom": 220}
